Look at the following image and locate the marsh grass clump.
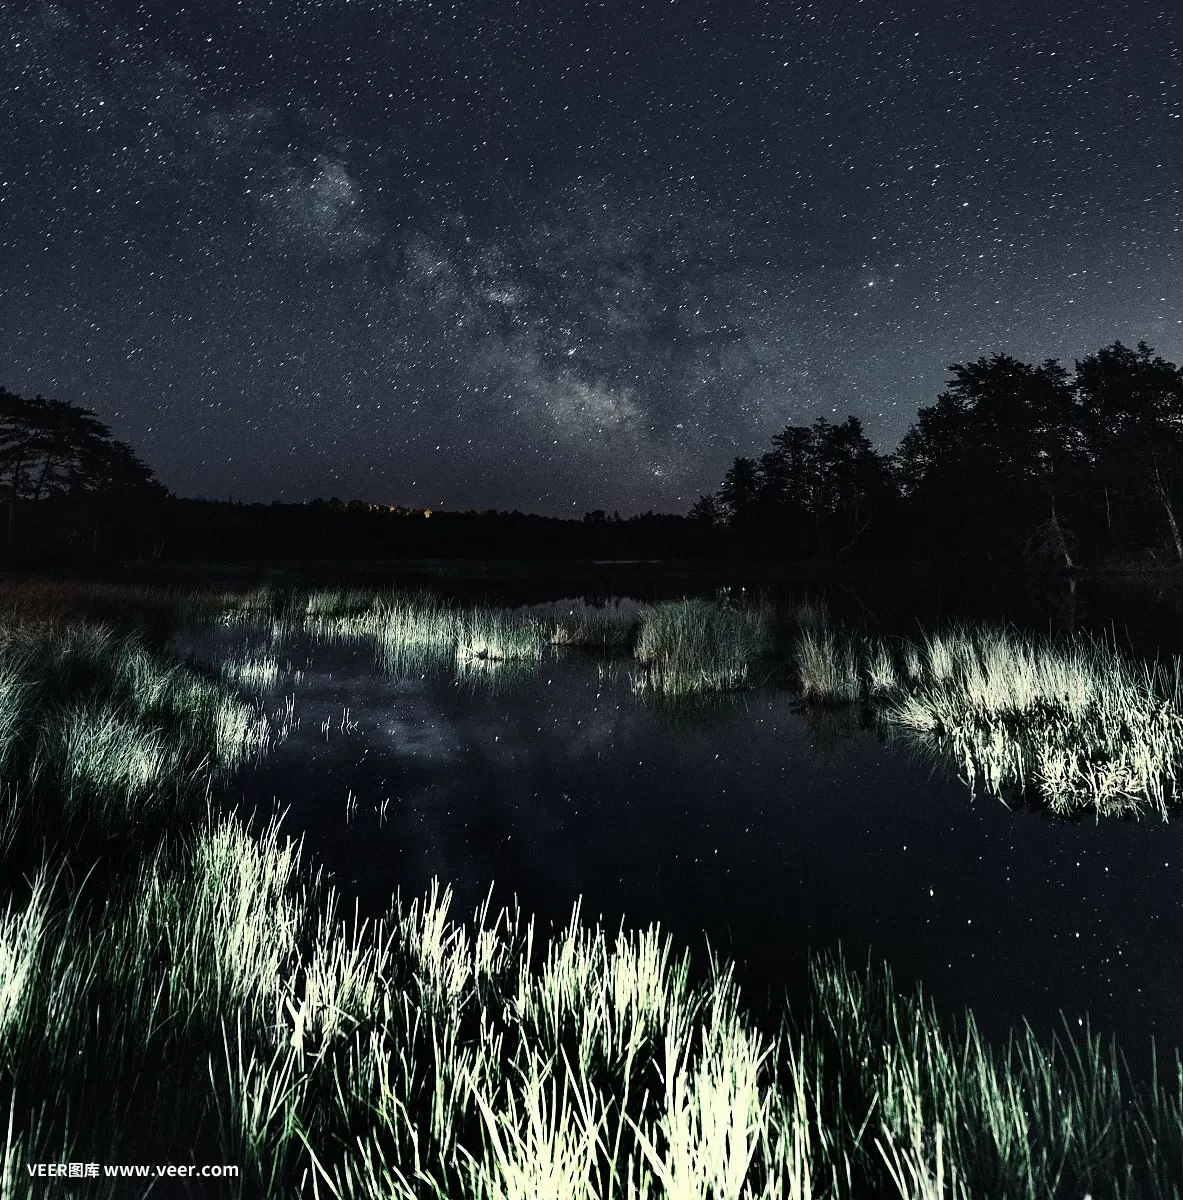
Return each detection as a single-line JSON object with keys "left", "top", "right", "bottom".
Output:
{"left": 280, "top": 586, "right": 784, "bottom": 696}
{"left": 794, "top": 628, "right": 865, "bottom": 704}
{"left": 213, "top": 583, "right": 286, "bottom": 626}
{"left": 537, "top": 597, "right": 649, "bottom": 651}
{"left": 220, "top": 654, "right": 281, "bottom": 690}
{"left": 864, "top": 639, "right": 900, "bottom": 697}
{"left": 632, "top": 598, "right": 768, "bottom": 696}
{"left": 883, "top": 625, "right": 1183, "bottom": 816}
{"left": 302, "top": 590, "right": 460, "bottom": 676}
{"left": 792, "top": 620, "right": 1183, "bottom": 816}
{"left": 455, "top": 607, "right": 544, "bottom": 665}
{"left": 368, "top": 591, "right": 459, "bottom": 671}
{"left": 0, "top": 622, "right": 269, "bottom": 849}
{"left": 56, "top": 704, "right": 178, "bottom": 810}
{"left": 301, "top": 585, "right": 393, "bottom": 619}
{"left": 303, "top": 591, "right": 546, "bottom": 682}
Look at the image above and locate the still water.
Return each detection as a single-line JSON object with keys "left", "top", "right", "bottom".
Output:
{"left": 180, "top": 613, "right": 1183, "bottom": 1064}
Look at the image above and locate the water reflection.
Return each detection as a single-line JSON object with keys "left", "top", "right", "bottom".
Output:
{"left": 179, "top": 624, "right": 1183, "bottom": 1070}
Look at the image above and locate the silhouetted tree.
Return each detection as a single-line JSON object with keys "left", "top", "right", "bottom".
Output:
{"left": 1074, "top": 341, "right": 1183, "bottom": 561}
{"left": 804, "top": 416, "right": 892, "bottom": 554}
{"left": 698, "top": 341, "right": 1183, "bottom": 566}
{"left": 718, "top": 457, "right": 761, "bottom": 524}
{"left": 688, "top": 494, "right": 721, "bottom": 525}
{"left": 717, "top": 416, "right": 891, "bottom": 556}
{"left": 893, "top": 355, "right": 1081, "bottom": 560}
{"left": 0, "top": 388, "right": 164, "bottom": 546}
{"left": 0, "top": 390, "right": 159, "bottom": 499}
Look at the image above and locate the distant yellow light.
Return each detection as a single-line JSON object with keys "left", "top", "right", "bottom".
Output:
{"left": 423, "top": 509, "right": 432, "bottom": 518}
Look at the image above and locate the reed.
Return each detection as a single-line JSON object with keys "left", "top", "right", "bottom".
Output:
{"left": 274, "top": 586, "right": 786, "bottom": 697}
{"left": 794, "top": 628, "right": 864, "bottom": 704}
{"left": 7, "top": 583, "right": 1182, "bottom": 1192}
{"left": 0, "top": 621, "right": 269, "bottom": 853}
{"left": 220, "top": 654, "right": 282, "bottom": 690}
{"left": 884, "top": 625, "right": 1183, "bottom": 816}
{"left": 455, "top": 608, "right": 544, "bottom": 664}
{"left": 536, "top": 598, "right": 648, "bottom": 650}
{"left": 632, "top": 598, "right": 767, "bottom": 696}
{"left": 792, "top": 620, "right": 1183, "bottom": 816}
{"left": 4, "top": 811, "right": 1182, "bottom": 1198}
{"left": 303, "top": 591, "right": 544, "bottom": 673}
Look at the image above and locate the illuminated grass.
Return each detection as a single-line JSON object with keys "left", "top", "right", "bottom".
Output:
{"left": 303, "top": 590, "right": 544, "bottom": 676}
{"left": 302, "top": 586, "right": 387, "bottom": 618}
{"left": 0, "top": 622, "right": 269, "bottom": 848}
{"left": 368, "top": 593, "right": 459, "bottom": 672}
{"left": 455, "top": 607, "right": 544, "bottom": 664}
{"left": 792, "top": 621, "right": 1183, "bottom": 816}
{"left": 296, "top": 588, "right": 778, "bottom": 695}
{"left": 220, "top": 654, "right": 281, "bottom": 690}
{"left": 309, "top": 597, "right": 544, "bottom": 668}
{"left": 4, "top": 811, "right": 1182, "bottom": 1197}
{"left": 303, "top": 590, "right": 458, "bottom": 675}
{"left": 884, "top": 626, "right": 1183, "bottom": 817}
{"left": 0, "top": 604, "right": 1181, "bottom": 1193}
{"left": 794, "top": 628, "right": 863, "bottom": 704}
{"left": 632, "top": 598, "right": 767, "bottom": 696}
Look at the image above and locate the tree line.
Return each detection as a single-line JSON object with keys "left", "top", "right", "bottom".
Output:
{"left": 7, "top": 339, "right": 1183, "bottom": 567}
{"left": 694, "top": 341, "right": 1183, "bottom": 566}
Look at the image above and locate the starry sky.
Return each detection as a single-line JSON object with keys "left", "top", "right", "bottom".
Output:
{"left": 1, "top": 0, "right": 1180, "bottom": 514}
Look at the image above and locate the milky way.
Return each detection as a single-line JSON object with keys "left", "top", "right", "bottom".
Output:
{"left": 1, "top": 0, "right": 1180, "bottom": 513}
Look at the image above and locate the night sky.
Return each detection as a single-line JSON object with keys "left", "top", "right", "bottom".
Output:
{"left": 1, "top": 1, "right": 1180, "bottom": 515}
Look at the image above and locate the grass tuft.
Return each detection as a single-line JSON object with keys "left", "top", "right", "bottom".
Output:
{"left": 792, "top": 619, "right": 1183, "bottom": 816}
{"left": 632, "top": 599, "right": 767, "bottom": 697}
{"left": 537, "top": 598, "right": 649, "bottom": 651}
{"left": 884, "top": 625, "right": 1183, "bottom": 816}
{"left": 794, "top": 628, "right": 863, "bottom": 704}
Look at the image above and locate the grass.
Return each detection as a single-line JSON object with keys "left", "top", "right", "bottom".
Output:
{"left": 269, "top": 585, "right": 1183, "bottom": 814}
{"left": 792, "top": 621, "right": 1183, "bottom": 817}
{"left": 0, "top": 623, "right": 269, "bottom": 854}
{"left": 221, "top": 654, "right": 282, "bottom": 690}
{"left": 632, "top": 598, "right": 768, "bottom": 697}
{"left": 294, "top": 587, "right": 773, "bottom": 698}
{"left": 1, "top": 583, "right": 1183, "bottom": 1192}
{"left": 299, "top": 591, "right": 544, "bottom": 678}
{"left": 455, "top": 607, "right": 544, "bottom": 665}
{"left": 28, "top": 579, "right": 1179, "bottom": 817}
{"left": 885, "top": 626, "right": 1183, "bottom": 817}
{"left": 795, "top": 628, "right": 863, "bottom": 704}
{"left": 534, "top": 598, "right": 648, "bottom": 650}
{"left": 5, "top": 812, "right": 1183, "bottom": 1197}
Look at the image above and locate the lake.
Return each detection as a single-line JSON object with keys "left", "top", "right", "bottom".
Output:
{"left": 174, "top": 583, "right": 1183, "bottom": 1067}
